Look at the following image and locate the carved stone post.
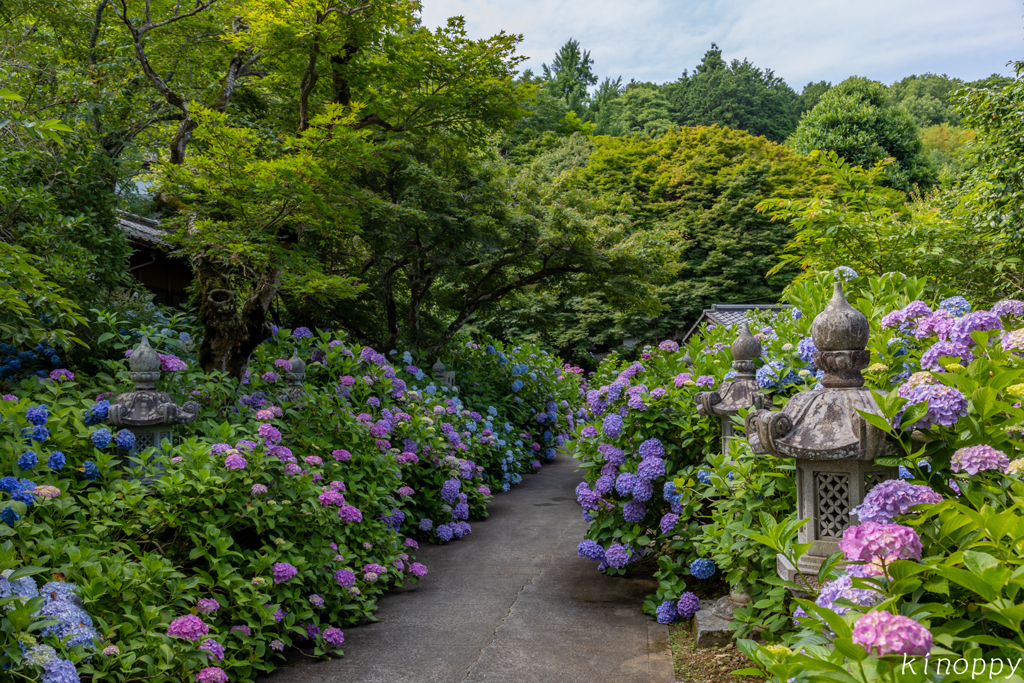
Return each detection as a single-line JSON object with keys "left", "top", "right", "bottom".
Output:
{"left": 107, "top": 337, "right": 199, "bottom": 469}
{"left": 432, "top": 358, "right": 455, "bottom": 388}
{"left": 695, "top": 322, "right": 764, "bottom": 454}
{"left": 744, "top": 283, "right": 899, "bottom": 590}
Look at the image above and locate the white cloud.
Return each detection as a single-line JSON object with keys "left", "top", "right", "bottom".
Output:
{"left": 419, "top": 0, "right": 1022, "bottom": 89}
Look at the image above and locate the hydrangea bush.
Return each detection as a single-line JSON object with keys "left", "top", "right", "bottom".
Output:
{"left": 0, "top": 316, "right": 582, "bottom": 681}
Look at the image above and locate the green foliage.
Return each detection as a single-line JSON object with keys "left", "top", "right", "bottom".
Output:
{"left": 791, "top": 77, "right": 935, "bottom": 192}
{"left": 541, "top": 39, "right": 598, "bottom": 116}
{"left": 663, "top": 44, "right": 801, "bottom": 143}
{"left": 0, "top": 245, "right": 88, "bottom": 351}
{"left": 577, "top": 126, "right": 826, "bottom": 341}
{"left": 759, "top": 151, "right": 1014, "bottom": 302}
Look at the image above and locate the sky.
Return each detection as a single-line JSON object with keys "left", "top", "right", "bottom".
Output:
{"left": 419, "top": 0, "right": 1023, "bottom": 90}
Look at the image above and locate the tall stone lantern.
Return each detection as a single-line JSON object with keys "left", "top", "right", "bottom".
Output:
{"left": 277, "top": 351, "right": 306, "bottom": 404}
{"left": 691, "top": 322, "right": 767, "bottom": 645}
{"left": 744, "top": 283, "right": 899, "bottom": 587}
{"left": 695, "top": 322, "right": 765, "bottom": 454}
{"left": 432, "top": 358, "right": 456, "bottom": 388}
{"left": 107, "top": 337, "right": 199, "bottom": 459}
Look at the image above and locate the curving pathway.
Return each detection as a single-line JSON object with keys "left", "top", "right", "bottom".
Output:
{"left": 262, "top": 454, "right": 675, "bottom": 683}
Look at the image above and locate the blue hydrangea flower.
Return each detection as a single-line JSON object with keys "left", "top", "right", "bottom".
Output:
{"left": 656, "top": 600, "right": 678, "bottom": 624}
{"left": 690, "top": 558, "right": 716, "bottom": 580}
{"left": 114, "top": 429, "right": 136, "bottom": 451}
{"left": 939, "top": 296, "right": 971, "bottom": 317}
{"left": 436, "top": 524, "right": 454, "bottom": 542}
{"left": 0, "top": 476, "right": 19, "bottom": 493}
{"left": 90, "top": 428, "right": 112, "bottom": 449}
{"left": 662, "top": 481, "right": 682, "bottom": 503}
{"left": 81, "top": 460, "right": 100, "bottom": 480}
{"left": 18, "top": 451, "right": 38, "bottom": 470}
{"left": 418, "top": 518, "right": 433, "bottom": 531}
{"left": 697, "top": 469, "right": 711, "bottom": 485}
{"left": 23, "top": 425, "right": 49, "bottom": 443}
{"left": 47, "top": 451, "right": 65, "bottom": 470}
{"left": 511, "top": 380, "right": 523, "bottom": 392}
{"left": 832, "top": 266, "right": 859, "bottom": 281}
{"left": 0, "top": 506, "right": 19, "bottom": 526}
{"left": 26, "top": 406, "right": 50, "bottom": 426}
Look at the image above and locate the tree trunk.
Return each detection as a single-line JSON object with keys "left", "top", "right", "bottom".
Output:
{"left": 196, "top": 264, "right": 281, "bottom": 379}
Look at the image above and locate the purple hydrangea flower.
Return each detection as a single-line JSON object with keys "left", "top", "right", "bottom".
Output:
{"left": 622, "top": 500, "right": 645, "bottom": 522}
{"left": 272, "top": 562, "right": 298, "bottom": 584}
{"left": 167, "top": 614, "right": 210, "bottom": 640}
{"left": 627, "top": 395, "right": 647, "bottom": 411}
{"left": 293, "top": 327, "right": 312, "bottom": 339}
{"left": 338, "top": 505, "right": 362, "bottom": 523}
{"left": 914, "top": 309, "right": 955, "bottom": 341}
{"left": 815, "top": 574, "right": 882, "bottom": 615}
{"left": 993, "top": 300, "right": 1024, "bottom": 318}
{"left": 637, "top": 457, "right": 665, "bottom": 481}
{"left": 949, "top": 310, "right": 1003, "bottom": 346}
{"left": 197, "top": 598, "right": 220, "bottom": 614}
{"left": 660, "top": 513, "right": 679, "bottom": 535}
{"left": 602, "top": 414, "right": 623, "bottom": 438}
{"left": 581, "top": 426, "right": 598, "bottom": 438}
{"left": 658, "top": 340, "right": 679, "bottom": 352}
{"left": 638, "top": 438, "right": 664, "bottom": 459}
{"left": 615, "top": 472, "right": 639, "bottom": 497}
{"left": 951, "top": 444, "right": 1009, "bottom": 475}
{"left": 578, "top": 540, "right": 605, "bottom": 561}
{"left": 200, "top": 639, "right": 225, "bottom": 662}
{"left": 695, "top": 375, "right": 715, "bottom": 388}
{"left": 323, "top": 627, "right": 345, "bottom": 647}
{"left": 797, "top": 337, "right": 818, "bottom": 363}
{"left": 334, "top": 569, "right": 355, "bottom": 586}
{"left": 853, "top": 480, "right": 942, "bottom": 523}
{"left": 604, "top": 543, "right": 630, "bottom": 568}
{"left": 224, "top": 454, "right": 247, "bottom": 470}
{"left": 896, "top": 384, "right": 968, "bottom": 428}
{"left": 677, "top": 592, "right": 700, "bottom": 618}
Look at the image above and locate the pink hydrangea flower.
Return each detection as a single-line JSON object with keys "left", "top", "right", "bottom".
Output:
{"left": 34, "top": 485, "right": 60, "bottom": 498}
{"left": 839, "top": 522, "right": 922, "bottom": 564}
{"left": 852, "top": 611, "right": 932, "bottom": 656}
{"left": 304, "top": 455, "right": 323, "bottom": 466}
{"left": 274, "top": 359, "right": 293, "bottom": 371}
{"left": 251, "top": 484, "right": 268, "bottom": 495}
{"left": 409, "top": 562, "right": 427, "bottom": 577}
{"left": 261, "top": 372, "right": 278, "bottom": 383}
{"left": 167, "top": 614, "right": 210, "bottom": 640}
{"left": 477, "top": 485, "right": 491, "bottom": 496}
{"left": 658, "top": 340, "right": 680, "bottom": 352}
{"left": 951, "top": 444, "right": 1010, "bottom": 475}
{"left": 284, "top": 463, "right": 302, "bottom": 475}
{"left": 102, "top": 644, "right": 119, "bottom": 656}
{"left": 397, "top": 486, "right": 414, "bottom": 497}
{"left": 254, "top": 409, "right": 275, "bottom": 420}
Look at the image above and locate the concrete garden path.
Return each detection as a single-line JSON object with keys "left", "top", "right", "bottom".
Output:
{"left": 264, "top": 454, "right": 675, "bottom": 683}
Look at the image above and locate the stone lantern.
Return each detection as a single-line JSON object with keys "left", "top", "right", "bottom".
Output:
{"left": 744, "top": 283, "right": 899, "bottom": 588}
{"left": 277, "top": 351, "right": 306, "bottom": 404}
{"left": 691, "top": 322, "right": 767, "bottom": 645}
{"left": 432, "top": 358, "right": 456, "bottom": 388}
{"left": 695, "top": 322, "right": 765, "bottom": 454}
{"left": 107, "top": 337, "right": 199, "bottom": 460}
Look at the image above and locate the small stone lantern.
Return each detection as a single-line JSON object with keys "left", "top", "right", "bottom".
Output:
{"left": 695, "top": 322, "right": 765, "bottom": 454}
{"left": 107, "top": 337, "right": 199, "bottom": 460}
{"left": 277, "top": 351, "right": 306, "bottom": 404}
{"left": 744, "top": 283, "right": 899, "bottom": 587}
{"left": 432, "top": 358, "right": 456, "bottom": 388}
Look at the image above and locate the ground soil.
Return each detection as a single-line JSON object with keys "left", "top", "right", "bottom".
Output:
{"left": 668, "top": 623, "right": 765, "bottom": 683}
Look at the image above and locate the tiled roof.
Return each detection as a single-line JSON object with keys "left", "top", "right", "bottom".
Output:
{"left": 681, "top": 303, "right": 791, "bottom": 342}
{"left": 117, "top": 212, "right": 169, "bottom": 247}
